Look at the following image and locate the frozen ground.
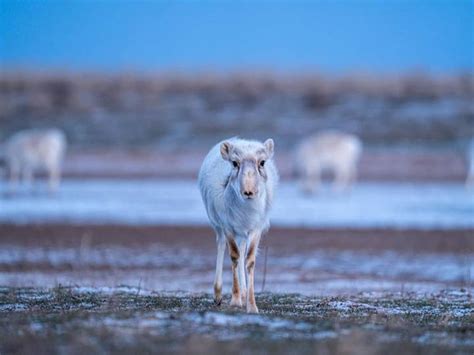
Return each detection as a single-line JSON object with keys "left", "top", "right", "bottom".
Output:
{"left": 0, "top": 287, "right": 472, "bottom": 354}
{"left": 0, "top": 225, "right": 472, "bottom": 295}
{"left": 0, "top": 180, "right": 473, "bottom": 229}
{"left": 1, "top": 245, "right": 471, "bottom": 296}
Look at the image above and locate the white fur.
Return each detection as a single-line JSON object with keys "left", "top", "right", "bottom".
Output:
{"left": 295, "top": 131, "right": 362, "bottom": 193}
{"left": 1, "top": 128, "right": 67, "bottom": 193}
{"left": 198, "top": 137, "right": 278, "bottom": 313}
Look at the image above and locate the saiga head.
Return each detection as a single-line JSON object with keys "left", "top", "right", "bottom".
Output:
{"left": 220, "top": 138, "right": 274, "bottom": 200}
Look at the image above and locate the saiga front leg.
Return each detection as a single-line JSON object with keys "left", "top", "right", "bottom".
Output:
{"left": 227, "top": 238, "right": 242, "bottom": 307}
{"left": 213, "top": 232, "right": 226, "bottom": 305}
{"left": 238, "top": 238, "right": 247, "bottom": 305}
{"left": 246, "top": 232, "right": 261, "bottom": 313}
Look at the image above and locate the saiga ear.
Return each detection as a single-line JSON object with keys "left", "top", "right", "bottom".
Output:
{"left": 220, "top": 141, "right": 233, "bottom": 161}
{"left": 264, "top": 138, "right": 274, "bottom": 159}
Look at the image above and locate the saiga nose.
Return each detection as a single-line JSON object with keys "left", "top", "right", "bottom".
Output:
{"left": 243, "top": 190, "right": 255, "bottom": 198}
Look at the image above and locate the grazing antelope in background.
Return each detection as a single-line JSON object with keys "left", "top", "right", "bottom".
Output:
{"left": 295, "top": 131, "right": 362, "bottom": 194}
{"left": 198, "top": 137, "right": 278, "bottom": 313}
{"left": 466, "top": 139, "right": 474, "bottom": 189}
{"left": 0, "top": 128, "right": 67, "bottom": 194}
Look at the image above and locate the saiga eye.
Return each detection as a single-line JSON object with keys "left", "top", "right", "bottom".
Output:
{"left": 259, "top": 160, "right": 265, "bottom": 167}
{"left": 232, "top": 161, "right": 239, "bottom": 168}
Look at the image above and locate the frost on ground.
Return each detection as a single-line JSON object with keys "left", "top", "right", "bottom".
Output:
{"left": 0, "top": 180, "right": 473, "bottom": 229}
{"left": 1, "top": 237, "right": 472, "bottom": 295}
{"left": 0, "top": 286, "right": 472, "bottom": 354}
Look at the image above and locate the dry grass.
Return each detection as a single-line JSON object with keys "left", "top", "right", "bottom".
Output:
{"left": 0, "top": 286, "right": 472, "bottom": 354}
{"left": 1, "top": 70, "right": 473, "bottom": 149}
{"left": 1, "top": 70, "right": 472, "bottom": 115}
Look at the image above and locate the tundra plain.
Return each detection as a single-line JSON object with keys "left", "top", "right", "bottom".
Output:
{"left": 0, "top": 225, "right": 473, "bottom": 354}
{"left": 1, "top": 71, "right": 473, "bottom": 354}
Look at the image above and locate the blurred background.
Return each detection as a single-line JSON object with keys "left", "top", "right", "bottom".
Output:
{"left": 0, "top": 0, "right": 473, "bottom": 297}
{"left": 1, "top": 1, "right": 473, "bottom": 352}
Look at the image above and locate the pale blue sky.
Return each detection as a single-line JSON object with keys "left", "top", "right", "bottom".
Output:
{"left": 1, "top": 0, "right": 472, "bottom": 72}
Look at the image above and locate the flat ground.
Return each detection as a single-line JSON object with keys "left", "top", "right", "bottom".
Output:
{"left": 0, "top": 225, "right": 472, "bottom": 294}
{"left": 0, "top": 224, "right": 473, "bottom": 354}
{"left": 0, "top": 286, "right": 472, "bottom": 354}
{"left": 0, "top": 179, "right": 473, "bottom": 354}
{"left": 1, "top": 180, "right": 473, "bottom": 229}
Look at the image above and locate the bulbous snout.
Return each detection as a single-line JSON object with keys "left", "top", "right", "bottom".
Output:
{"left": 240, "top": 165, "right": 259, "bottom": 199}
{"left": 242, "top": 188, "right": 257, "bottom": 199}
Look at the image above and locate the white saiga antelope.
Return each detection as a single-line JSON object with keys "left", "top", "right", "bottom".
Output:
{"left": 198, "top": 138, "right": 278, "bottom": 313}
{"left": 1, "top": 128, "right": 67, "bottom": 193}
{"left": 295, "top": 131, "right": 362, "bottom": 193}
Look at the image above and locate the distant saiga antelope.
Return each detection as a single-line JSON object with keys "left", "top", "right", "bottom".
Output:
{"left": 0, "top": 128, "right": 67, "bottom": 194}
{"left": 199, "top": 138, "right": 278, "bottom": 313}
{"left": 295, "top": 131, "right": 362, "bottom": 194}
